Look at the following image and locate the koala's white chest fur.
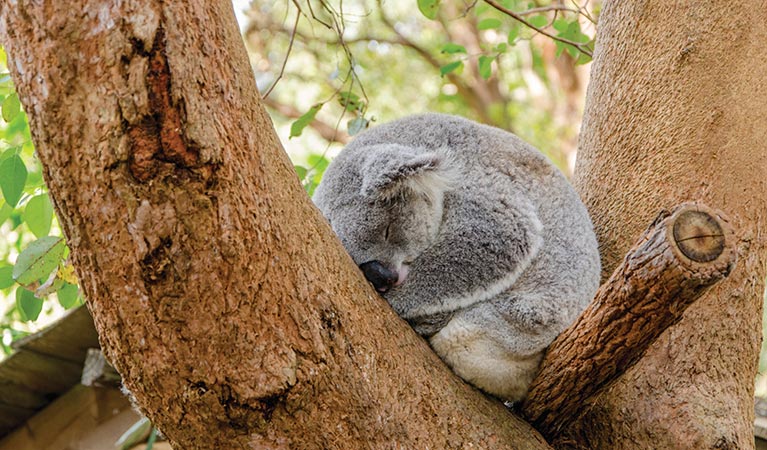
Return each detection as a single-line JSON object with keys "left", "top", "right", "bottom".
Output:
{"left": 430, "top": 316, "right": 543, "bottom": 402}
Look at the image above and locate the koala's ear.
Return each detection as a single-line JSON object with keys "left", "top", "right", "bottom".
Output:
{"left": 361, "top": 149, "right": 454, "bottom": 202}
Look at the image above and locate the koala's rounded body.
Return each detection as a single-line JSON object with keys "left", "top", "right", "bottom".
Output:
{"left": 313, "top": 113, "right": 601, "bottom": 402}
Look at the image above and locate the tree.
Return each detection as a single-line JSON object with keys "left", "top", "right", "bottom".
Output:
{"left": 571, "top": 2, "right": 767, "bottom": 447}
{"left": 0, "top": 1, "right": 764, "bottom": 449}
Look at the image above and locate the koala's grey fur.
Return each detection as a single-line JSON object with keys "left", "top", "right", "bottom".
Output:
{"left": 313, "top": 113, "right": 601, "bottom": 402}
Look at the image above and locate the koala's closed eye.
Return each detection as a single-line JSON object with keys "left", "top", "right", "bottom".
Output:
{"left": 384, "top": 223, "right": 391, "bottom": 241}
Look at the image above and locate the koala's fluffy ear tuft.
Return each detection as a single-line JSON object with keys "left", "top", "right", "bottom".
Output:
{"left": 361, "top": 145, "right": 455, "bottom": 202}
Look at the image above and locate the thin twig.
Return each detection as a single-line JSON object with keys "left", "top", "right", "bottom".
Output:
{"left": 306, "top": 0, "right": 332, "bottom": 28}
{"left": 262, "top": 11, "right": 301, "bottom": 98}
{"left": 571, "top": 0, "right": 597, "bottom": 24}
{"left": 483, "top": 0, "right": 593, "bottom": 58}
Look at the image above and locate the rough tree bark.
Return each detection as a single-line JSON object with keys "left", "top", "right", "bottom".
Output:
{"left": 573, "top": 1, "right": 767, "bottom": 448}
{"left": 0, "top": 1, "right": 550, "bottom": 448}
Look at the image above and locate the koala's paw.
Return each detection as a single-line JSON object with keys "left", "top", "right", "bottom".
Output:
{"left": 407, "top": 311, "right": 454, "bottom": 338}
{"left": 429, "top": 316, "right": 543, "bottom": 402}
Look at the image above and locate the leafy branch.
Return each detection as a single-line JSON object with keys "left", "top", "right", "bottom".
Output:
{"left": 483, "top": 0, "right": 594, "bottom": 58}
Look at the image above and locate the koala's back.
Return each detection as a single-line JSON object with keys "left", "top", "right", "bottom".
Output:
{"left": 344, "top": 113, "right": 600, "bottom": 315}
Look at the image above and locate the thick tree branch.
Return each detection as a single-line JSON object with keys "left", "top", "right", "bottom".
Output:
{"left": 523, "top": 202, "right": 737, "bottom": 445}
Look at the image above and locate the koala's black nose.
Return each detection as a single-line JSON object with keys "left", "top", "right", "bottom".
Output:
{"left": 359, "top": 261, "right": 398, "bottom": 293}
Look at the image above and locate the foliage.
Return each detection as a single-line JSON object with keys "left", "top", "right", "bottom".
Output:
{"left": 244, "top": 0, "right": 598, "bottom": 184}
{"left": 0, "top": 48, "right": 83, "bottom": 357}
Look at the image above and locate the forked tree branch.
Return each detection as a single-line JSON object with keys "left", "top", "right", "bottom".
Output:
{"left": 523, "top": 202, "right": 737, "bottom": 445}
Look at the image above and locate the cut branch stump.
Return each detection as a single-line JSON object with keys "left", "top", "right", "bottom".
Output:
{"left": 522, "top": 202, "right": 737, "bottom": 445}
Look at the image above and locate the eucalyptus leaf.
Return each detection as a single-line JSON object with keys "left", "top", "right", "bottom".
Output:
{"left": 347, "top": 117, "right": 368, "bottom": 136}
{"left": 338, "top": 91, "right": 363, "bottom": 112}
{"left": 440, "top": 61, "right": 463, "bottom": 77}
{"left": 1, "top": 93, "right": 20, "bottom": 123}
{"left": 0, "top": 200, "right": 12, "bottom": 226}
{"left": 289, "top": 104, "right": 323, "bottom": 139}
{"left": 0, "top": 264, "right": 13, "bottom": 289}
{"left": 478, "top": 55, "right": 494, "bottom": 80}
{"left": 12, "top": 236, "right": 66, "bottom": 286}
{"left": 528, "top": 15, "right": 548, "bottom": 29}
{"left": 16, "top": 287, "right": 42, "bottom": 321}
{"left": 294, "top": 165, "right": 308, "bottom": 181}
{"left": 0, "top": 154, "right": 27, "bottom": 208}
{"left": 477, "top": 18, "right": 502, "bottom": 30}
{"left": 307, "top": 154, "right": 329, "bottom": 173}
{"left": 23, "top": 194, "right": 53, "bottom": 238}
{"left": 57, "top": 282, "right": 79, "bottom": 309}
{"left": 417, "top": 0, "right": 440, "bottom": 20}
{"left": 441, "top": 43, "right": 467, "bottom": 54}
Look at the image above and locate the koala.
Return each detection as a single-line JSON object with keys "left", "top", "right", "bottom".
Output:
{"left": 312, "top": 113, "right": 601, "bottom": 402}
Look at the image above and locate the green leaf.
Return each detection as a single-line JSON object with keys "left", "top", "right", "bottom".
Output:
{"left": 338, "top": 91, "right": 364, "bottom": 112}
{"left": 12, "top": 236, "right": 66, "bottom": 286}
{"left": 0, "top": 200, "right": 12, "bottom": 226}
{"left": 477, "top": 18, "right": 502, "bottom": 30}
{"left": 417, "top": 0, "right": 440, "bottom": 20}
{"left": 495, "top": 42, "right": 508, "bottom": 53}
{"left": 307, "top": 154, "right": 330, "bottom": 173}
{"left": 23, "top": 194, "right": 53, "bottom": 238}
{"left": 347, "top": 117, "right": 368, "bottom": 136}
{"left": 528, "top": 15, "right": 548, "bottom": 29}
{"left": 440, "top": 61, "right": 463, "bottom": 77}
{"left": 57, "top": 282, "right": 79, "bottom": 309}
{"left": 575, "top": 51, "right": 593, "bottom": 65}
{"left": 2, "top": 93, "right": 20, "bottom": 123}
{"left": 294, "top": 165, "right": 308, "bottom": 181}
{"left": 441, "top": 43, "right": 467, "bottom": 54}
{"left": 16, "top": 287, "right": 42, "bottom": 322}
{"left": 0, "top": 264, "right": 13, "bottom": 289}
{"left": 289, "top": 104, "right": 323, "bottom": 139}
{"left": 553, "top": 18, "right": 570, "bottom": 32}
{"left": 478, "top": 55, "right": 494, "bottom": 79}
{"left": 507, "top": 25, "right": 519, "bottom": 44}
{"left": 0, "top": 154, "right": 27, "bottom": 208}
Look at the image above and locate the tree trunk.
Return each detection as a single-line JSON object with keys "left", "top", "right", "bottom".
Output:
{"left": 0, "top": 0, "right": 549, "bottom": 448}
{"left": 573, "top": 1, "right": 767, "bottom": 448}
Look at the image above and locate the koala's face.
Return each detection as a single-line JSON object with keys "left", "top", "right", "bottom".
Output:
{"left": 313, "top": 144, "right": 453, "bottom": 291}
{"left": 331, "top": 186, "right": 441, "bottom": 268}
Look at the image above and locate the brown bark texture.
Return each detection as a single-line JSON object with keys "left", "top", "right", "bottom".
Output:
{"left": 574, "top": 1, "right": 767, "bottom": 448}
{"left": 0, "top": 0, "right": 551, "bottom": 448}
{"left": 523, "top": 203, "right": 737, "bottom": 445}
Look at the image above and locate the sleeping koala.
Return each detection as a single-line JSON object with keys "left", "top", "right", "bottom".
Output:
{"left": 312, "top": 113, "right": 601, "bottom": 402}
